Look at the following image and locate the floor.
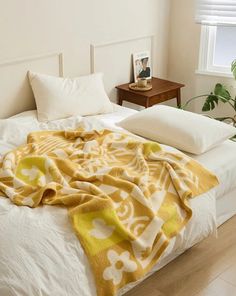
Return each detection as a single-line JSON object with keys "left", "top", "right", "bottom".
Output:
{"left": 125, "top": 215, "right": 236, "bottom": 296}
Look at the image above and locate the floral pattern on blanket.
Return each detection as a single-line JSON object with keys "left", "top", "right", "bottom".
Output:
{"left": 0, "top": 128, "right": 218, "bottom": 296}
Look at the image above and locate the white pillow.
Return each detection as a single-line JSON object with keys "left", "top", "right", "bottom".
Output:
{"left": 28, "top": 72, "right": 113, "bottom": 122}
{"left": 118, "top": 105, "right": 236, "bottom": 155}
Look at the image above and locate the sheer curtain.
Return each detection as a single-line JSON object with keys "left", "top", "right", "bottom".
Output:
{"left": 195, "top": 0, "right": 236, "bottom": 26}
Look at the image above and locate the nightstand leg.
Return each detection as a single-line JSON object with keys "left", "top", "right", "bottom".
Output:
{"left": 118, "top": 97, "right": 123, "bottom": 106}
{"left": 117, "top": 91, "right": 123, "bottom": 106}
{"left": 177, "top": 89, "right": 181, "bottom": 107}
{"left": 145, "top": 98, "right": 150, "bottom": 108}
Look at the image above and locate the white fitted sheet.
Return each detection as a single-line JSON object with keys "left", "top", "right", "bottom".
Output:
{"left": 0, "top": 104, "right": 235, "bottom": 296}
{"left": 216, "top": 187, "right": 236, "bottom": 226}
{"left": 190, "top": 140, "right": 236, "bottom": 199}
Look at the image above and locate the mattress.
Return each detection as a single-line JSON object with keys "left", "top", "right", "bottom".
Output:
{"left": 0, "top": 104, "right": 236, "bottom": 296}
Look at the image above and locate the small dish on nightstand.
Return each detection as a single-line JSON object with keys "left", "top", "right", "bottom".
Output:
{"left": 128, "top": 82, "right": 152, "bottom": 92}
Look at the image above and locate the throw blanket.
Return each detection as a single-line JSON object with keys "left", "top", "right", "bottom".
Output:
{"left": 0, "top": 128, "right": 218, "bottom": 296}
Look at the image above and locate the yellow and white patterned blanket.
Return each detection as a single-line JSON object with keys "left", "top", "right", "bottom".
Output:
{"left": 0, "top": 128, "right": 218, "bottom": 296}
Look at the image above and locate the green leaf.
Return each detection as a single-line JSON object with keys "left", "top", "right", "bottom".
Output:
{"left": 215, "top": 116, "right": 234, "bottom": 121}
{"left": 202, "top": 94, "right": 218, "bottom": 112}
{"left": 231, "top": 60, "right": 236, "bottom": 80}
{"left": 214, "top": 83, "right": 231, "bottom": 102}
{"left": 215, "top": 117, "right": 235, "bottom": 125}
{"left": 231, "top": 135, "right": 236, "bottom": 142}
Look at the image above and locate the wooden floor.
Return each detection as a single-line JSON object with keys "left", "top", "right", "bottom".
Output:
{"left": 125, "top": 215, "right": 236, "bottom": 296}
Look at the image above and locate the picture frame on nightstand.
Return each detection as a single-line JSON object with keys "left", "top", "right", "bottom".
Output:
{"left": 133, "top": 51, "right": 152, "bottom": 83}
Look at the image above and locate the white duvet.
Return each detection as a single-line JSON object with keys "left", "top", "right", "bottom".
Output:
{"left": 0, "top": 105, "right": 232, "bottom": 296}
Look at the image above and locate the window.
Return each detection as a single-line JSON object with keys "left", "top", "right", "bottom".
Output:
{"left": 198, "top": 25, "right": 236, "bottom": 77}
{"left": 214, "top": 26, "right": 236, "bottom": 66}
{"left": 195, "top": 0, "right": 236, "bottom": 77}
{"left": 197, "top": 25, "right": 236, "bottom": 77}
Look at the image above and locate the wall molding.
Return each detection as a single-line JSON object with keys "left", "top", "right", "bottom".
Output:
{"left": 0, "top": 52, "right": 64, "bottom": 76}
{"left": 90, "top": 34, "right": 155, "bottom": 74}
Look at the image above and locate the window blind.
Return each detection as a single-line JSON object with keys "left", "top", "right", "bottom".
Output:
{"left": 196, "top": 0, "right": 236, "bottom": 26}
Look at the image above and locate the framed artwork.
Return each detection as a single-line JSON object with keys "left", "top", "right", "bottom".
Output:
{"left": 133, "top": 51, "right": 152, "bottom": 83}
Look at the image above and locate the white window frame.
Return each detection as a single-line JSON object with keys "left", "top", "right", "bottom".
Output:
{"left": 196, "top": 25, "right": 233, "bottom": 78}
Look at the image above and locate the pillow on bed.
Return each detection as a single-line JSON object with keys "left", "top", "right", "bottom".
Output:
{"left": 118, "top": 105, "right": 236, "bottom": 155}
{"left": 28, "top": 72, "right": 113, "bottom": 122}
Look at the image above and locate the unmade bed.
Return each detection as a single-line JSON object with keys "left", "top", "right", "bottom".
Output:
{"left": 0, "top": 104, "right": 236, "bottom": 296}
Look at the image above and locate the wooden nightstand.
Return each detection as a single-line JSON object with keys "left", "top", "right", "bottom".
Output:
{"left": 116, "top": 77, "right": 185, "bottom": 108}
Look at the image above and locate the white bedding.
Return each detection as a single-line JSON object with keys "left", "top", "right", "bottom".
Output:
{"left": 191, "top": 140, "right": 236, "bottom": 199}
{"left": 0, "top": 104, "right": 235, "bottom": 296}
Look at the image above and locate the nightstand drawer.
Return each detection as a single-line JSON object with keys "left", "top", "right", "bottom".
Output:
{"left": 118, "top": 90, "right": 148, "bottom": 107}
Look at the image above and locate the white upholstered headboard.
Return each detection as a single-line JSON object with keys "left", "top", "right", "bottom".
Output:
{"left": 0, "top": 52, "right": 63, "bottom": 119}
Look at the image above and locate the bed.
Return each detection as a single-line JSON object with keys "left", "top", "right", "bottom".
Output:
{"left": 0, "top": 103, "right": 236, "bottom": 296}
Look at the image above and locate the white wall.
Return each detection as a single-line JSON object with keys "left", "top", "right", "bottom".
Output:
{"left": 168, "top": 0, "right": 235, "bottom": 117}
{"left": 0, "top": 0, "right": 170, "bottom": 103}
{"left": 2, "top": 0, "right": 235, "bottom": 118}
